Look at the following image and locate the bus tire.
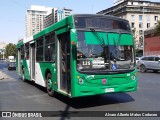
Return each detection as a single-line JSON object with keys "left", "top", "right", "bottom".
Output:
{"left": 140, "top": 65, "right": 147, "bottom": 73}
{"left": 46, "top": 73, "right": 54, "bottom": 97}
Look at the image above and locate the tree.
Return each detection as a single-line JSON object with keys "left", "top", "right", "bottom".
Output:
{"left": 4, "top": 43, "right": 16, "bottom": 58}
{"left": 132, "top": 27, "right": 139, "bottom": 49}
{"left": 154, "top": 20, "right": 160, "bottom": 36}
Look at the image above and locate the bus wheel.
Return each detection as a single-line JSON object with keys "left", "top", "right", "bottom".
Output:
{"left": 140, "top": 65, "right": 146, "bottom": 73}
{"left": 46, "top": 73, "right": 54, "bottom": 97}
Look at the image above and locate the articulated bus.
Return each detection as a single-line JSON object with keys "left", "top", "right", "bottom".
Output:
{"left": 16, "top": 14, "right": 137, "bottom": 98}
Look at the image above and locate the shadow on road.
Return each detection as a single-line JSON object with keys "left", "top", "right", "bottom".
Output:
{"left": 23, "top": 78, "right": 135, "bottom": 109}
{"left": 54, "top": 92, "right": 135, "bottom": 109}
{"left": 138, "top": 70, "right": 160, "bottom": 74}
{"left": 24, "top": 80, "right": 47, "bottom": 93}
{"left": 20, "top": 77, "right": 135, "bottom": 119}
{"left": 49, "top": 93, "right": 135, "bottom": 119}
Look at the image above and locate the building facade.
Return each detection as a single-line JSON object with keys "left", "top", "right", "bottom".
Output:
{"left": 26, "top": 5, "right": 52, "bottom": 38}
{"left": 44, "top": 8, "right": 57, "bottom": 28}
{"left": 97, "top": 0, "right": 160, "bottom": 49}
{"left": 44, "top": 8, "right": 73, "bottom": 28}
{"left": 144, "top": 25, "right": 160, "bottom": 55}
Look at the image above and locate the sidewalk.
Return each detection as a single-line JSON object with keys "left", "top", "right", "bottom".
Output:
{"left": 0, "top": 71, "right": 8, "bottom": 80}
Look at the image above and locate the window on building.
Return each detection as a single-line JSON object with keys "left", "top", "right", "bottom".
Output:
{"left": 146, "top": 16, "right": 150, "bottom": 21}
{"left": 131, "top": 15, "right": 135, "bottom": 21}
{"left": 36, "top": 37, "right": 44, "bottom": 62}
{"left": 139, "top": 30, "right": 143, "bottom": 35}
{"left": 131, "top": 22, "right": 135, "bottom": 28}
{"left": 139, "top": 15, "right": 142, "bottom": 21}
{"left": 147, "top": 23, "right": 150, "bottom": 28}
{"left": 45, "top": 32, "right": 56, "bottom": 61}
{"left": 139, "top": 36, "right": 143, "bottom": 44}
{"left": 139, "top": 22, "right": 143, "bottom": 28}
{"left": 154, "top": 16, "right": 158, "bottom": 21}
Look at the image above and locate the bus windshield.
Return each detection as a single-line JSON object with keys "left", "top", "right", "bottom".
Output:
{"left": 76, "top": 31, "right": 134, "bottom": 72}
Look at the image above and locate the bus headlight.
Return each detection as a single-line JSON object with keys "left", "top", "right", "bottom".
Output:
{"left": 78, "top": 78, "right": 84, "bottom": 84}
{"left": 131, "top": 75, "right": 136, "bottom": 80}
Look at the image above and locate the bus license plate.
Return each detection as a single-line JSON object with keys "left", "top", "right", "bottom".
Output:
{"left": 105, "top": 88, "right": 115, "bottom": 92}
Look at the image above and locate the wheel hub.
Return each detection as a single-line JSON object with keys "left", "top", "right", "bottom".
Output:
{"left": 47, "top": 79, "right": 52, "bottom": 90}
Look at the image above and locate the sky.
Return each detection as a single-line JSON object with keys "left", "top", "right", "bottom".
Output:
{"left": 0, "top": 0, "right": 159, "bottom": 44}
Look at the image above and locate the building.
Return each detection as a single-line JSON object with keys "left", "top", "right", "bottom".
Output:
{"left": 144, "top": 25, "right": 160, "bottom": 55}
{"left": 0, "top": 42, "right": 7, "bottom": 59}
{"left": 44, "top": 8, "right": 73, "bottom": 28}
{"left": 44, "top": 8, "right": 57, "bottom": 28}
{"left": 97, "top": 0, "right": 160, "bottom": 49}
{"left": 26, "top": 5, "right": 52, "bottom": 38}
{"left": 55, "top": 8, "right": 73, "bottom": 23}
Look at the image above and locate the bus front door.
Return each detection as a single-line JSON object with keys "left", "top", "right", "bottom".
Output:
{"left": 57, "top": 32, "right": 71, "bottom": 94}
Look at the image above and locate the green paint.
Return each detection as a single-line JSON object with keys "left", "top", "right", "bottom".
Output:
{"left": 16, "top": 41, "right": 23, "bottom": 48}
{"left": 39, "top": 62, "right": 57, "bottom": 91}
{"left": 22, "top": 60, "right": 31, "bottom": 80}
{"left": 84, "top": 32, "right": 133, "bottom": 45}
{"left": 85, "top": 32, "right": 107, "bottom": 44}
{"left": 73, "top": 70, "right": 137, "bottom": 97}
{"left": 34, "top": 15, "right": 73, "bottom": 39}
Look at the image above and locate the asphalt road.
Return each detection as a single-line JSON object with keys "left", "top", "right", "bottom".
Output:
{"left": 0, "top": 62, "right": 160, "bottom": 120}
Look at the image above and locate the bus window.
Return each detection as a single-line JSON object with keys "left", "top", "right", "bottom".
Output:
{"left": 45, "top": 32, "right": 55, "bottom": 61}
{"left": 21, "top": 45, "right": 24, "bottom": 60}
{"left": 25, "top": 43, "right": 29, "bottom": 60}
{"left": 36, "top": 37, "right": 44, "bottom": 62}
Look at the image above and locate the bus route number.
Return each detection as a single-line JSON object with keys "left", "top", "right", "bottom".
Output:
{"left": 81, "top": 60, "right": 92, "bottom": 68}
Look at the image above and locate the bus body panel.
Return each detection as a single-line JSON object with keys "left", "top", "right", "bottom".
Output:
{"left": 35, "top": 63, "right": 46, "bottom": 87}
{"left": 16, "top": 14, "right": 137, "bottom": 98}
{"left": 72, "top": 70, "right": 137, "bottom": 97}
{"left": 38, "top": 62, "right": 58, "bottom": 91}
{"left": 23, "top": 60, "right": 31, "bottom": 80}
{"left": 74, "top": 80, "right": 137, "bottom": 97}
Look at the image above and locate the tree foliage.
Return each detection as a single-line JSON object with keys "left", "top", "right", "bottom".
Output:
{"left": 4, "top": 43, "right": 16, "bottom": 58}
{"left": 154, "top": 20, "right": 160, "bottom": 36}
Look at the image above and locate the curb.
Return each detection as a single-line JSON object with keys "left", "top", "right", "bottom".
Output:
{"left": 0, "top": 71, "right": 8, "bottom": 80}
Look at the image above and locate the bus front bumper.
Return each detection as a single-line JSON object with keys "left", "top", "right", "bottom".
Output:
{"left": 73, "top": 80, "right": 137, "bottom": 97}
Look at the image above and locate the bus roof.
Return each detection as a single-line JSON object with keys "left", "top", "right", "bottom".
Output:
{"left": 74, "top": 14, "right": 129, "bottom": 22}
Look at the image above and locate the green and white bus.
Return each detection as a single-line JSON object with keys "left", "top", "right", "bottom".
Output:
{"left": 16, "top": 14, "right": 137, "bottom": 98}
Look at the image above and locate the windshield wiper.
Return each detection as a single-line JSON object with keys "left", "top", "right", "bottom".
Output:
{"left": 90, "top": 28, "right": 105, "bottom": 48}
{"left": 90, "top": 28, "right": 110, "bottom": 68}
{"left": 117, "top": 32, "right": 122, "bottom": 45}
